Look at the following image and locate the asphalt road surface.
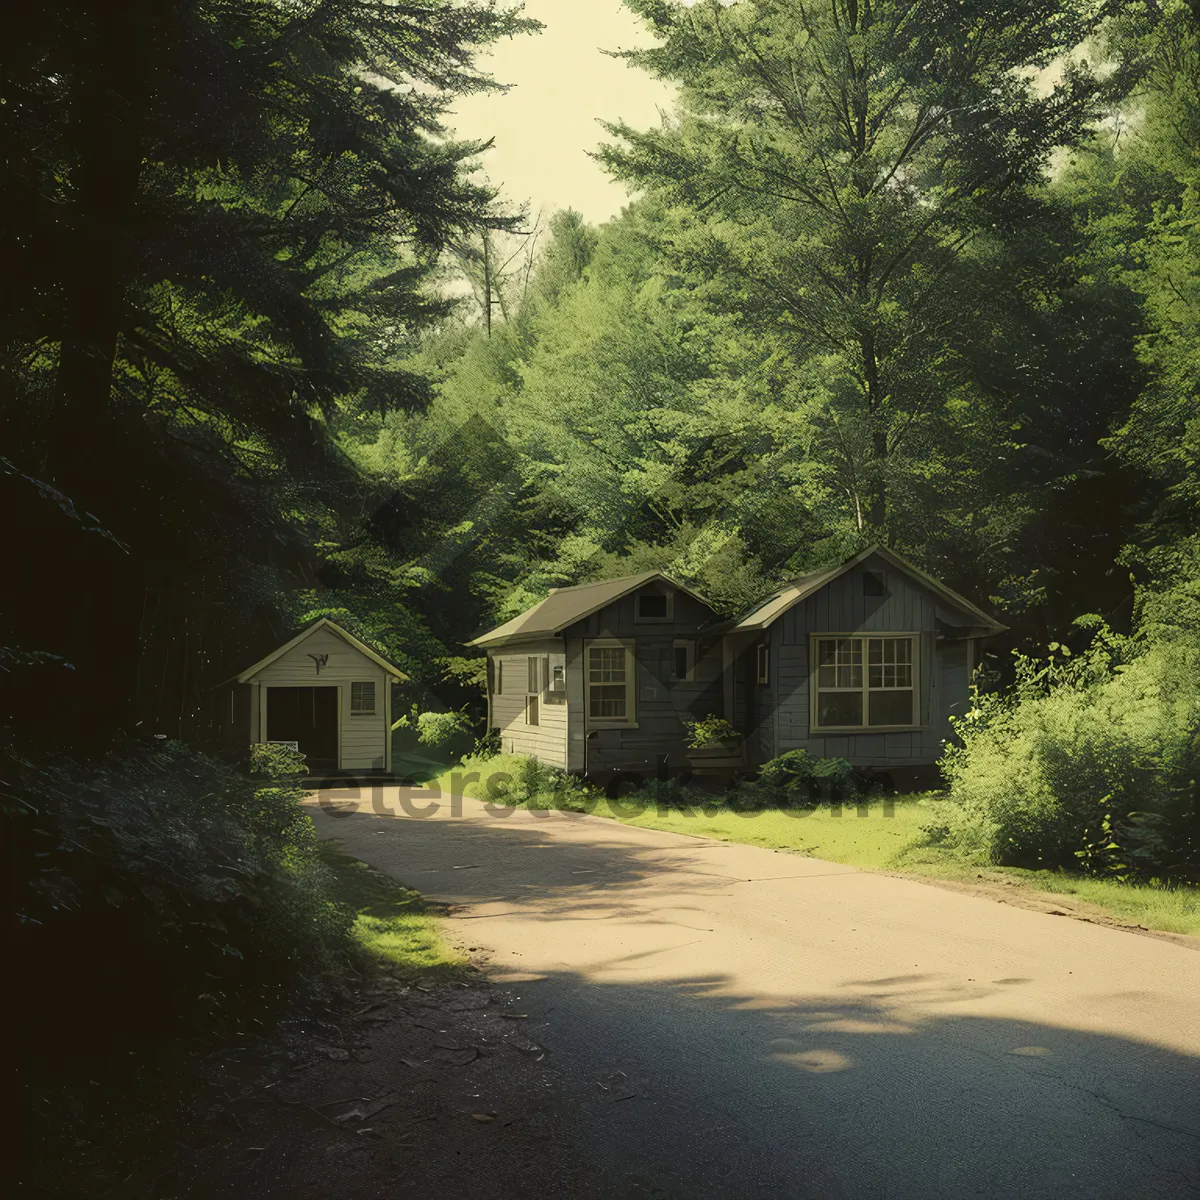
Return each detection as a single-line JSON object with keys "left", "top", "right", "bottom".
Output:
{"left": 305, "top": 787, "right": 1200, "bottom": 1200}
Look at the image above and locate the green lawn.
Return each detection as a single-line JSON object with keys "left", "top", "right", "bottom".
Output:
{"left": 437, "top": 755, "right": 1200, "bottom": 938}
{"left": 320, "top": 842, "right": 467, "bottom": 978}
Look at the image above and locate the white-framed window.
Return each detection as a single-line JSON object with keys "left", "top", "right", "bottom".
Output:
{"left": 756, "top": 643, "right": 770, "bottom": 685}
{"left": 671, "top": 640, "right": 694, "bottom": 682}
{"left": 811, "top": 634, "right": 919, "bottom": 730}
{"left": 525, "top": 656, "right": 543, "bottom": 725}
{"left": 586, "top": 639, "right": 635, "bottom": 725}
{"left": 350, "top": 681, "right": 376, "bottom": 715}
{"left": 635, "top": 590, "right": 672, "bottom": 622}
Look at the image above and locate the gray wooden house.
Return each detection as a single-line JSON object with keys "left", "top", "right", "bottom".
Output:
{"left": 467, "top": 571, "right": 723, "bottom": 776}
{"left": 470, "top": 546, "right": 1004, "bottom": 780}
{"left": 719, "top": 545, "right": 1006, "bottom": 774}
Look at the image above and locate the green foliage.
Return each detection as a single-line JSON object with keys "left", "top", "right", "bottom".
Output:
{"left": 755, "top": 749, "right": 858, "bottom": 803}
{"left": 0, "top": 0, "right": 537, "bottom": 747}
{"left": 393, "top": 703, "right": 473, "bottom": 747}
{"left": 417, "top": 710, "right": 473, "bottom": 748}
{"left": 249, "top": 741, "right": 308, "bottom": 779}
{"left": 683, "top": 714, "right": 740, "bottom": 749}
{"left": 942, "top": 619, "right": 1200, "bottom": 882}
{"left": 481, "top": 755, "right": 591, "bottom": 810}
{"left": 9, "top": 741, "right": 355, "bottom": 1048}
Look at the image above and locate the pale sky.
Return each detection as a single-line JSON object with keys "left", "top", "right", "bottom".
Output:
{"left": 448, "top": 0, "right": 678, "bottom": 226}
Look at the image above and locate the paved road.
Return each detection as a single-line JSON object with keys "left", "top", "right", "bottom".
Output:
{"left": 305, "top": 788, "right": 1200, "bottom": 1200}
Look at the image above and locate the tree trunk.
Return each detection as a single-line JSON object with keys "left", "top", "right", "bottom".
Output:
{"left": 54, "top": 1, "right": 157, "bottom": 495}
{"left": 860, "top": 329, "right": 888, "bottom": 533}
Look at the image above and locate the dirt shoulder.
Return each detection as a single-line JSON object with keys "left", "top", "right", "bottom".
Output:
{"left": 175, "top": 973, "right": 597, "bottom": 1199}
{"left": 880, "top": 865, "right": 1200, "bottom": 951}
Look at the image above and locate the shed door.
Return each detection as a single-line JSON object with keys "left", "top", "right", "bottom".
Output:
{"left": 267, "top": 686, "right": 339, "bottom": 770}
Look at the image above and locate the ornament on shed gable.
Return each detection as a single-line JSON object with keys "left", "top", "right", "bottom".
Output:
{"left": 308, "top": 653, "right": 329, "bottom": 674}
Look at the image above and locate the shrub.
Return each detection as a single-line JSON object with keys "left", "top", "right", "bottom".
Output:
{"left": 393, "top": 705, "right": 473, "bottom": 748}
{"left": 484, "top": 755, "right": 590, "bottom": 810}
{"left": 942, "top": 625, "right": 1200, "bottom": 882}
{"left": 683, "top": 715, "right": 740, "bottom": 749}
{"left": 8, "top": 738, "right": 354, "bottom": 1050}
{"left": 755, "top": 749, "right": 857, "bottom": 804}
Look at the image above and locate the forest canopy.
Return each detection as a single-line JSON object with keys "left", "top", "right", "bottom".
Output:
{"left": 3, "top": 0, "right": 1200, "bottom": 742}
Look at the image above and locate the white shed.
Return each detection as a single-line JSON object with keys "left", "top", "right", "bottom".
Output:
{"left": 231, "top": 619, "right": 407, "bottom": 775}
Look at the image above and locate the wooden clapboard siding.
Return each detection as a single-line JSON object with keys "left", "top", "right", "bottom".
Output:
{"left": 251, "top": 626, "right": 391, "bottom": 771}
{"left": 490, "top": 638, "right": 569, "bottom": 769}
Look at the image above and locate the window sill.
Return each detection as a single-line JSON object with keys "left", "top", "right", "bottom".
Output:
{"left": 587, "top": 722, "right": 639, "bottom": 730}
{"left": 350, "top": 712, "right": 377, "bottom": 718}
{"left": 811, "top": 725, "right": 927, "bottom": 735}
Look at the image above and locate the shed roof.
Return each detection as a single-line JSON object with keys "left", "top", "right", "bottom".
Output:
{"left": 467, "top": 571, "right": 713, "bottom": 649}
{"left": 727, "top": 544, "right": 1007, "bottom": 635}
{"left": 235, "top": 618, "right": 408, "bottom": 684}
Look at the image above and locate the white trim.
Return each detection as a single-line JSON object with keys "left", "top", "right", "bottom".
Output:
{"left": 350, "top": 680, "right": 377, "bottom": 716}
{"left": 671, "top": 639, "right": 695, "bottom": 682}
{"left": 634, "top": 588, "right": 673, "bottom": 623}
{"left": 809, "top": 632, "right": 925, "bottom": 733}
{"left": 384, "top": 675, "right": 393, "bottom": 774}
{"left": 756, "top": 642, "right": 770, "bottom": 685}
{"left": 584, "top": 637, "right": 637, "bottom": 728}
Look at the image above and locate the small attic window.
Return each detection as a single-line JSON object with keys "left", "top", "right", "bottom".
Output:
{"left": 636, "top": 592, "right": 671, "bottom": 621}
{"left": 863, "top": 570, "right": 887, "bottom": 597}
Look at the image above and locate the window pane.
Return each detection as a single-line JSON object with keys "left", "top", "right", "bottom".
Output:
{"left": 673, "top": 646, "right": 689, "bottom": 679}
{"left": 528, "top": 657, "right": 540, "bottom": 693}
{"left": 817, "top": 691, "right": 862, "bottom": 727}
{"left": 869, "top": 690, "right": 913, "bottom": 726}
{"left": 527, "top": 695, "right": 540, "bottom": 726}
{"left": 868, "top": 639, "right": 913, "bottom": 684}
{"left": 589, "top": 647, "right": 626, "bottom": 683}
{"left": 638, "top": 593, "right": 668, "bottom": 618}
{"left": 351, "top": 681, "right": 375, "bottom": 714}
{"left": 589, "top": 685, "right": 627, "bottom": 718}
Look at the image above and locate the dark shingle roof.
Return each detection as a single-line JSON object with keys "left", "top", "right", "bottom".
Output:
{"left": 467, "top": 571, "right": 712, "bottom": 648}
{"left": 727, "top": 544, "right": 1006, "bottom": 634}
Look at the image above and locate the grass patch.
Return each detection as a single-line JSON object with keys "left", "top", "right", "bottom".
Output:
{"left": 319, "top": 842, "right": 466, "bottom": 979}
{"left": 439, "top": 757, "right": 1200, "bottom": 937}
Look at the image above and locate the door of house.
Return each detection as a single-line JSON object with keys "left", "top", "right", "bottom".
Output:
{"left": 267, "top": 686, "right": 339, "bottom": 771}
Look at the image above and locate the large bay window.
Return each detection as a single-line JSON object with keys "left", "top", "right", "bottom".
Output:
{"left": 586, "top": 640, "right": 635, "bottom": 725}
{"left": 812, "top": 635, "right": 919, "bottom": 730}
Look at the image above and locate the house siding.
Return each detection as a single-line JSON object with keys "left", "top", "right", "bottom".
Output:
{"left": 250, "top": 626, "right": 392, "bottom": 771}
{"left": 490, "top": 638, "right": 569, "bottom": 769}
{"left": 561, "top": 587, "right": 722, "bottom": 777}
{"left": 760, "top": 555, "right": 973, "bottom": 768}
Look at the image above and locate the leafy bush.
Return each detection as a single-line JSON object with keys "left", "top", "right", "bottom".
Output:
{"left": 942, "top": 623, "right": 1200, "bottom": 882}
{"left": 393, "top": 704, "right": 473, "bottom": 747}
{"left": 755, "top": 749, "right": 858, "bottom": 804}
{"left": 683, "top": 715, "right": 740, "bottom": 749}
{"left": 249, "top": 740, "right": 308, "bottom": 779}
{"left": 8, "top": 738, "right": 354, "bottom": 1050}
{"left": 484, "top": 755, "right": 591, "bottom": 810}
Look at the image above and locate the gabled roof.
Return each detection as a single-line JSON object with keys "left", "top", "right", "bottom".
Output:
{"left": 728, "top": 544, "right": 1007, "bottom": 635}
{"left": 236, "top": 618, "right": 408, "bottom": 683}
{"left": 467, "top": 571, "right": 714, "bottom": 649}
